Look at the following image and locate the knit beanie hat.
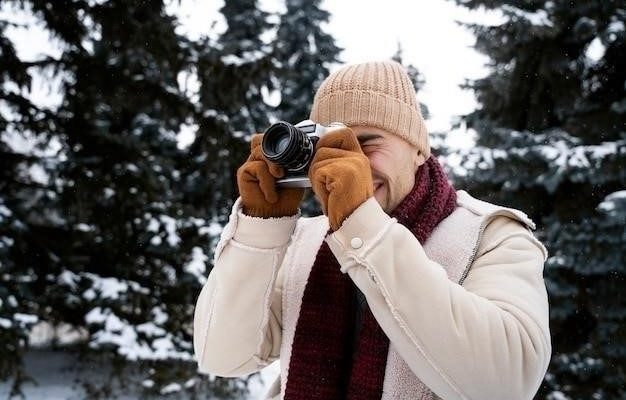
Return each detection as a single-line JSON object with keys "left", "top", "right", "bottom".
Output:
{"left": 310, "top": 60, "right": 430, "bottom": 158}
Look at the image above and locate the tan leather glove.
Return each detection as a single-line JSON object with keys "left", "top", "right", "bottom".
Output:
{"left": 308, "top": 127, "right": 374, "bottom": 231}
{"left": 237, "top": 134, "right": 304, "bottom": 217}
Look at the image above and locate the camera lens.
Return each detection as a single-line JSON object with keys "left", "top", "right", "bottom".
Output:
{"left": 273, "top": 133, "right": 290, "bottom": 154}
{"left": 262, "top": 121, "right": 314, "bottom": 171}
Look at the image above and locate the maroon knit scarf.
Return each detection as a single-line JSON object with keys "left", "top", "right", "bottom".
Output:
{"left": 284, "top": 155, "right": 457, "bottom": 400}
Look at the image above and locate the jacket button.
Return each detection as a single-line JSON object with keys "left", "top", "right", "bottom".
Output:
{"left": 350, "top": 237, "right": 363, "bottom": 249}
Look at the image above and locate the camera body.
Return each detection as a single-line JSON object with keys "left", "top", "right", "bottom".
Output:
{"left": 261, "top": 119, "right": 344, "bottom": 188}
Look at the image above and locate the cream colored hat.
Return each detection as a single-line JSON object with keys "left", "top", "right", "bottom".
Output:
{"left": 310, "top": 60, "right": 430, "bottom": 158}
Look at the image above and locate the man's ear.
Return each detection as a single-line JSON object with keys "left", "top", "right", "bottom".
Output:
{"left": 414, "top": 150, "right": 427, "bottom": 171}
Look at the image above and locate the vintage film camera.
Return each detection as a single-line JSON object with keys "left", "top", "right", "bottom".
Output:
{"left": 261, "top": 120, "right": 344, "bottom": 188}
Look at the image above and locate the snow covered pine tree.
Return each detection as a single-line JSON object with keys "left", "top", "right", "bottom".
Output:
{"left": 448, "top": 1, "right": 626, "bottom": 398}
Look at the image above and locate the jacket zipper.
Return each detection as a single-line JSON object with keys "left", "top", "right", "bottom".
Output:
{"left": 458, "top": 210, "right": 531, "bottom": 286}
{"left": 458, "top": 221, "right": 487, "bottom": 286}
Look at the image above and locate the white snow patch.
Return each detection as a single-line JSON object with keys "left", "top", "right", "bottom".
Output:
{"left": 86, "top": 307, "right": 182, "bottom": 362}
{"left": 184, "top": 247, "right": 208, "bottom": 284}
{"left": 177, "top": 68, "right": 200, "bottom": 103}
{"left": 164, "top": 0, "right": 226, "bottom": 41}
{"left": 89, "top": 276, "right": 128, "bottom": 300}
{"left": 446, "top": 125, "right": 477, "bottom": 150}
{"left": 201, "top": 108, "right": 230, "bottom": 124}
{"left": 585, "top": 37, "right": 605, "bottom": 64}
{"left": 84, "top": 307, "right": 107, "bottom": 325}
{"left": 142, "top": 379, "right": 155, "bottom": 388}
{"left": 222, "top": 50, "right": 267, "bottom": 66}
{"left": 1, "top": 236, "right": 15, "bottom": 248}
{"left": 307, "top": 32, "right": 318, "bottom": 53}
{"left": 547, "top": 255, "right": 566, "bottom": 266}
{"left": 568, "top": 146, "right": 591, "bottom": 169}
{"left": 0, "top": 204, "right": 12, "bottom": 223}
{"left": 103, "top": 187, "right": 115, "bottom": 198}
{"left": 0, "top": 3, "right": 64, "bottom": 61}
{"left": 146, "top": 215, "right": 181, "bottom": 247}
{"left": 56, "top": 323, "right": 89, "bottom": 345}
{"left": 147, "top": 217, "right": 160, "bottom": 232}
{"left": 83, "top": 288, "right": 97, "bottom": 301}
{"left": 29, "top": 321, "right": 89, "bottom": 347}
{"left": 0, "top": 204, "right": 11, "bottom": 217}
{"left": 152, "top": 307, "right": 169, "bottom": 325}
{"left": 547, "top": 391, "right": 570, "bottom": 400}
{"left": 607, "top": 20, "right": 625, "bottom": 33}
{"left": 161, "top": 215, "right": 181, "bottom": 247}
{"left": 126, "top": 163, "right": 139, "bottom": 173}
{"left": 177, "top": 122, "right": 198, "bottom": 150}
{"left": 444, "top": 152, "right": 467, "bottom": 177}
{"left": 136, "top": 322, "right": 166, "bottom": 337}
{"left": 82, "top": 273, "right": 150, "bottom": 301}
{"left": 261, "top": 85, "right": 282, "bottom": 108}
{"left": 598, "top": 190, "right": 626, "bottom": 216}
{"left": 75, "top": 223, "right": 95, "bottom": 232}
{"left": 160, "top": 383, "right": 182, "bottom": 395}
{"left": 200, "top": 221, "right": 223, "bottom": 236}
{"left": 502, "top": 5, "right": 553, "bottom": 27}
{"left": 1, "top": 128, "right": 64, "bottom": 157}
{"left": 58, "top": 270, "right": 79, "bottom": 289}
{"left": 28, "top": 164, "right": 49, "bottom": 185}
{"left": 607, "top": 20, "right": 625, "bottom": 42}
{"left": 14, "top": 313, "right": 38, "bottom": 325}
{"left": 247, "top": 361, "right": 280, "bottom": 400}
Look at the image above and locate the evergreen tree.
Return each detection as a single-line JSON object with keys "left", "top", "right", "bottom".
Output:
{"left": 0, "top": 0, "right": 239, "bottom": 397}
{"left": 1, "top": 0, "right": 345, "bottom": 396}
{"left": 273, "top": 0, "right": 342, "bottom": 124}
{"left": 269, "top": 0, "right": 342, "bottom": 216}
{"left": 448, "top": 1, "right": 625, "bottom": 398}
{"left": 35, "top": 0, "right": 233, "bottom": 396}
{"left": 191, "top": 0, "right": 344, "bottom": 219}
{"left": 209, "top": 0, "right": 275, "bottom": 133}
{"left": 189, "top": 0, "right": 277, "bottom": 221}
{"left": 0, "top": 5, "right": 65, "bottom": 395}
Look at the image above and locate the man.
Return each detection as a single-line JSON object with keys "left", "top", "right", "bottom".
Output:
{"left": 193, "top": 60, "right": 551, "bottom": 400}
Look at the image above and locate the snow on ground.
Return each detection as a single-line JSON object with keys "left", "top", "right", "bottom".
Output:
{"left": 247, "top": 361, "right": 280, "bottom": 399}
{"left": 0, "top": 350, "right": 279, "bottom": 399}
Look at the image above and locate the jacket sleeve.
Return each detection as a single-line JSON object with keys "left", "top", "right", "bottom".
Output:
{"left": 193, "top": 198, "right": 297, "bottom": 377}
{"left": 326, "top": 198, "right": 551, "bottom": 400}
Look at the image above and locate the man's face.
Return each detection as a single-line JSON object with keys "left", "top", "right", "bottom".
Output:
{"left": 351, "top": 126, "right": 426, "bottom": 213}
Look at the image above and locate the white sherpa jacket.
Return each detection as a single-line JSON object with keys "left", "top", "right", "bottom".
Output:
{"left": 194, "top": 190, "right": 552, "bottom": 400}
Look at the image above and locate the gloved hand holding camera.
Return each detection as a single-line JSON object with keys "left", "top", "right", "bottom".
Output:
{"left": 236, "top": 133, "right": 304, "bottom": 218}
{"left": 259, "top": 120, "right": 373, "bottom": 231}
{"left": 308, "top": 126, "right": 374, "bottom": 231}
